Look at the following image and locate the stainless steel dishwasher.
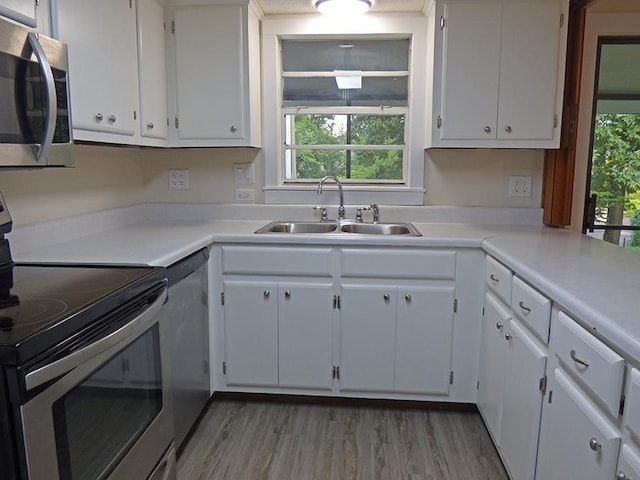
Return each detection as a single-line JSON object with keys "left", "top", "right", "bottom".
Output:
{"left": 162, "top": 248, "right": 210, "bottom": 449}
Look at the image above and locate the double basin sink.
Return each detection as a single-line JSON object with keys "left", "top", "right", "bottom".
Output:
{"left": 255, "top": 220, "right": 421, "bottom": 237}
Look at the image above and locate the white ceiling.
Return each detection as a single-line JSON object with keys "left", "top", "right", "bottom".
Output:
{"left": 256, "top": 0, "right": 427, "bottom": 15}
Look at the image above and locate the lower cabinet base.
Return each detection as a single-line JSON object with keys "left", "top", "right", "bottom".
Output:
{"left": 211, "top": 391, "right": 478, "bottom": 412}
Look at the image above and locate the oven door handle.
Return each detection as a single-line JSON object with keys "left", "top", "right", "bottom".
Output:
{"left": 24, "top": 287, "right": 167, "bottom": 392}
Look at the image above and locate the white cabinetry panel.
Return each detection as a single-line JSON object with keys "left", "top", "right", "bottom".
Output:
{"left": 618, "top": 445, "right": 640, "bottom": 480}
{"left": 537, "top": 368, "right": 621, "bottom": 480}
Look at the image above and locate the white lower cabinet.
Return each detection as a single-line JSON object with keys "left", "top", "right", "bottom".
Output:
{"left": 536, "top": 368, "right": 621, "bottom": 480}
{"left": 223, "top": 280, "right": 334, "bottom": 390}
{"left": 617, "top": 445, "right": 640, "bottom": 480}
{"left": 478, "top": 290, "right": 547, "bottom": 480}
{"left": 339, "top": 283, "right": 455, "bottom": 395}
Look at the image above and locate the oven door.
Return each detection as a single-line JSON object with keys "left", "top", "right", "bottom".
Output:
{"left": 19, "top": 287, "right": 173, "bottom": 480}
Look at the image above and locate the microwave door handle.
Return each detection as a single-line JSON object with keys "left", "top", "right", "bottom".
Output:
{"left": 27, "top": 32, "right": 57, "bottom": 163}
{"left": 24, "top": 287, "right": 167, "bottom": 391}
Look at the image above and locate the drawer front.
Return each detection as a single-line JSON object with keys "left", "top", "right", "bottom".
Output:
{"left": 484, "top": 256, "right": 512, "bottom": 305}
{"left": 618, "top": 445, "right": 640, "bottom": 480}
{"left": 625, "top": 369, "right": 640, "bottom": 440}
{"left": 222, "top": 246, "right": 333, "bottom": 276}
{"left": 553, "top": 312, "right": 625, "bottom": 417}
{"left": 341, "top": 249, "right": 456, "bottom": 279}
{"left": 512, "top": 276, "right": 551, "bottom": 344}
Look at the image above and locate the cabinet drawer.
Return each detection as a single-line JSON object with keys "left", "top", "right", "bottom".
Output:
{"left": 553, "top": 312, "right": 625, "bottom": 417}
{"left": 341, "top": 249, "right": 456, "bottom": 279}
{"left": 484, "top": 256, "right": 512, "bottom": 305}
{"left": 512, "top": 276, "right": 551, "bottom": 344}
{"left": 625, "top": 369, "right": 640, "bottom": 441}
{"left": 221, "top": 246, "right": 333, "bottom": 276}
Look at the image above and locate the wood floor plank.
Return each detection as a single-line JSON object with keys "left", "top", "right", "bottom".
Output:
{"left": 177, "top": 400, "right": 508, "bottom": 480}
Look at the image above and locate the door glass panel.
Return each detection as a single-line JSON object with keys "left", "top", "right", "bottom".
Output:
{"left": 52, "top": 325, "right": 162, "bottom": 480}
{"left": 585, "top": 39, "right": 640, "bottom": 249}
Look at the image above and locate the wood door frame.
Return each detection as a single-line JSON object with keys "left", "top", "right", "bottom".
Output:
{"left": 542, "top": 0, "right": 598, "bottom": 227}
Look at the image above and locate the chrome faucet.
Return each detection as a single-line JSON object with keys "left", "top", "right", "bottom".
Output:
{"left": 317, "top": 175, "right": 345, "bottom": 219}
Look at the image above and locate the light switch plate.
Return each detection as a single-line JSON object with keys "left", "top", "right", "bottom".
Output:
{"left": 233, "top": 163, "right": 254, "bottom": 184}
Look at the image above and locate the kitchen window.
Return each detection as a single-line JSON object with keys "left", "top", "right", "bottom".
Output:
{"left": 262, "top": 15, "right": 428, "bottom": 206}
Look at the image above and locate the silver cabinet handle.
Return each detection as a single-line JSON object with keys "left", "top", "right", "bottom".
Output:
{"left": 264, "top": 290, "right": 270, "bottom": 298}
{"left": 28, "top": 32, "right": 56, "bottom": 163}
{"left": 230, "top": 125, "right": 238, "bottom": 133}
{"left": 284, "top": 290, "right": 291, "bottom": 299}
{"left": 589, "top": 437, "right": 601, "bottom": 451}
{"left": 383, "top": 293, "right": 390, "bottom": 302}
{"left": 518, "top": 301, "right": 531, "bottom": 313}
{"left": 95, "top": 113, "right": 104, "bottom": 122}
{"left": 489, "top": 274, "right": 500, "bottom": 283}
{"left": 108, "top": 115, "right": 117, "bottom": 124}
{"left": 484, "top": 126, "right": 492, "bottom": 133}
{"left": 505, "top": 332, "right": 512, "bottom": 341}
{"left": 496, "top": 322, "right": 503, "bottom": 330}
{"left": 505, "top": 125, "right": 512, "bottom": 133}
{"left": 570, "top": 349, "right": 590, "bottom": 367}
{"left": 617, "top": 471, "right": 629, "bottom": 480}
{"left": 147, "top": 122, "right": 154, "bottom": 130}
{"left": 405, "top": 294, "right": 412, "bottom": 303}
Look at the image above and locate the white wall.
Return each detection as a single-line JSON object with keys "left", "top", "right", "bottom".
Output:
{"left": 0, "top": 144, "right": 542, "bottom": 226}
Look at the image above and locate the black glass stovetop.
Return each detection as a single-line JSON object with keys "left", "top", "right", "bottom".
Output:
{"left": 0, "top": 263, "right": 166, "bottom": 366}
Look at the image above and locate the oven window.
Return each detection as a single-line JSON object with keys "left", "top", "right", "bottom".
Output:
{"left": 52, "top": 325, "right": 162, "bottom": 480}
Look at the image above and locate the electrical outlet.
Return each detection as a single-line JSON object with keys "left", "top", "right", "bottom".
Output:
{"left": 169, "top": 169, "right": 189, "bottom": 190}
{"left": 234, "top": 189, "right": 254, "bottom": 202}
{"left": 509, "top": 175, "right": 532, "bottom": 197}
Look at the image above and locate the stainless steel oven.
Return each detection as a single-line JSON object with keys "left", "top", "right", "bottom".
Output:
{"left": 0, "top": 193, "right": 176, "bottom": 480}
{"left": 0, "top": 16, "right": 73, "bottom": 167}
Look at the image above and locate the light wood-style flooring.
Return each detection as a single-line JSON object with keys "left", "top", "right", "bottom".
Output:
{"left": 177, "top": 399, "right": 508, "bottom": 480}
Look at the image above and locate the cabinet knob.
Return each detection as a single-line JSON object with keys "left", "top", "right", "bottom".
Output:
{"left": 147, "top": 122, "right": 154, "bottom": 130}
{"left": 617, "top": 471, "right": 629, "bottom": 480}
{"left": 264, "top": 290, "right": 270, "bottom": 298}
{"left": 504, "top": 125, "right": 512, "bottom": 133}
{"left": 108, "top": 115, "right": 117, "bottom": 124}
{"left": 95, "top": 113, "right": 104, "bottom": 123}
{"left": 505, "top": 332, "right": 512, "bottom": 341}
{"left": 589, "top": 437, "right": 601, "bottom": 452}
{"left": 405, "top": 294, "right": 412, "bottom": 303}
{"left": 496, "top": 322, "right": 503, "bottom": 330}
{"left": 284, "top": 290, "right": 291, "bottom": 299}
{"left": 230, "top": 125, "right": 238, "bottom": 133}
{"left": 383, "top": 293, "right": 390, "bottom": 302}
{"left": 484, "top": 126, "right": 492, "bottom": 133}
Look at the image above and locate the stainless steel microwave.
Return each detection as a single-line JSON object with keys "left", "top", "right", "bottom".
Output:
{"left": 0, "top": 17, "right": 73, "bottom": 167}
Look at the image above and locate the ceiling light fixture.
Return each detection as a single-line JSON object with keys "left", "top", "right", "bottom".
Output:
{"left": 314, "top": 0, "right": 372, "bottom": 16}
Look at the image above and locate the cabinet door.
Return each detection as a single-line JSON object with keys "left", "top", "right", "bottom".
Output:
{"left": 497, "top": 2, "right": 562, "bottom": 140}
{"left": 395, "top": 285, "right": 455, "bottom": 394}
{"left": 137, "top": 0, "right": 168, "bottom": 140}
{"left": 500, "top": 319, "right": 546, "bottom": 480}
{"left": 56, "top": 0, "right": 138, "bottom": 137}
{"left": 223, "top": 281, "right": 278, "bottom": 387}
{"left": 439, "top": 2, "right": 502, "bottom": 140}
{"left": 477, "top": 293, "right": 509, "bottom": 445}
{"left": 536, "top": 368, "right": 621, "bottom": 480}
{"left": 173, "top": 5, "right": 245, "bottom": 141}
{"left": 278, "top": 282, "right": 334, "bottom": 390}
{"left": 617, "top": 445, "right": 640, "bottom": 480}
{"left": 339, "top": 284, "right": 396, "bottom": 392}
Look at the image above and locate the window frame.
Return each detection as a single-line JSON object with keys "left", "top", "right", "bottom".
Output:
{"left": 262, "top": 14, "right": 428, "bottom": 206}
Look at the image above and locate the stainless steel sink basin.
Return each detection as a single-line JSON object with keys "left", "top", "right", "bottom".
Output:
{"left": 340, "top": 222, "right": 421, "bottom": 236}
{"left": 255, "top": 221, "right": 338, "bottom": 234}
{"left": 255, "top": 221, "right": 421, "bottom": 236}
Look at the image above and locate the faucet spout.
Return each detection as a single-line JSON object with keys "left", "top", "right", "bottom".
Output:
{"left": 317, "top": 175, "right": 345, "bottom": 219}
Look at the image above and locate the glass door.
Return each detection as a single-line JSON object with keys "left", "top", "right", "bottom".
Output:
{"left": 584, "top": 38, "right": 640, "bottom": 248}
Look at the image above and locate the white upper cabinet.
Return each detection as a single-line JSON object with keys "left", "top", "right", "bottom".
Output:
{"left": 426, "top": 0, "right": 568, "bottom": 148}
{"left": 136, "top": 0, "right": 168, "bottom": 141}
{"left": 56, "top": 0, "right": 140, "bottom": 142}
{"left": 167, "top": 2, "right": 261, "bottom": 147}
